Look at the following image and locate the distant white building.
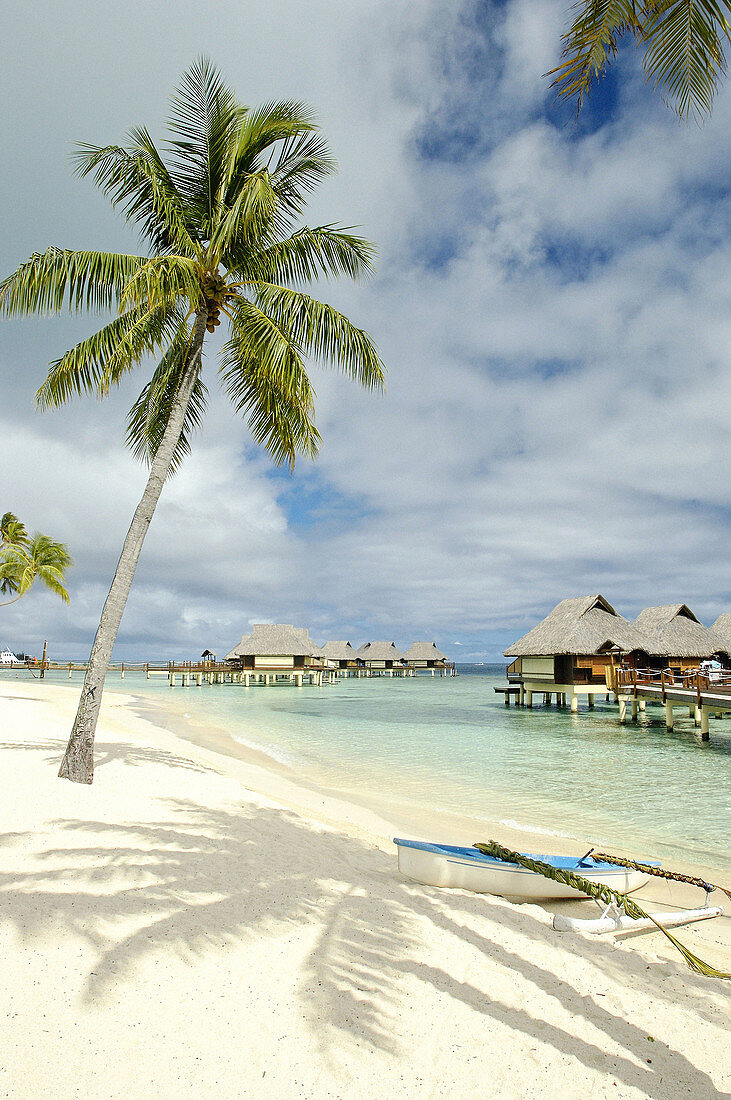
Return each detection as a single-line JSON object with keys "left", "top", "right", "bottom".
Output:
{"left": 1, "top": 647, "right": 18, "bottom": 665}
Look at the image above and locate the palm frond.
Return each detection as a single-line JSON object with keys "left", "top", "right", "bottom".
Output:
{"left": 550, "top": 0, "right": 731, "bottom": 118}
{"left": 476, "top": 840, "right": 730, "bottom": 980}
{"left": 74, "top": 138, "right": 199, "bottom": 256}
{"left": 0, "top": 248, "right": 145, "bottom": 316}
{"left": 221, "top": 103, "right": 335, "bottom": 244}
{"left": 120, "top": 254, "right": 202, "bottom": 312}
{"left": 126, "top": 333, "right": 208, "bottom": 474}
{"left": 643, "top": 0, "right": 730, "bottom": 118}
{"left": 0, "top": 513, "right": 30, "bottom": 550}
{"left": 29, "top": 534, "right": 73, "bottom": 603}
{"left": 549, "top": 1, "right": 641, "bottom": 111}
{"left": 219, "top": 298, "right": 320, "bottom": 467}
{"left": 208, "top": 169, "right": 278, "bottom": 264}
{"left": 230, "top": 225, "right": 377, "bottom": 286}
{"left": 0, "top": 553, "right": 25, "bottom": 597}
{"left": 128, "top": 126, "right": 203, "bottom": 256}
{"left": 254, "top": 284, "right": 385, "bottom": 390}
{"left": 36, "top": 305, "right": 184, "bottom": 408}
{"left": 167, "top": 57, "right": 241, "bottom": 236}
{"left": 259, "top": 127, "right": 337, "bottom": 240}
{"left": 34, "top": 565, "right": 71, "bottom": 603}
{"left": 223, "top": 295, "right": 307, "bottom": 388}
{"left": 267, "top": 125, "right": 337, "bottom": 212}
{"left": 0, "top": 573, "right": 20, "bottom": 597}
{"left": 231, "top": 99, "right": 320, "bottom": 170}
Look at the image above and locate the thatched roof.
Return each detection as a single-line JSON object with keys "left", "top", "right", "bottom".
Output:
{"left": 357, "top": 641, "right": 405, "bottom": 662}
{"left": 504, "top": 595, "right": 648, "bottom": 658}
{"left": 292, "top": 627, "right": 324, "bottom": 656}
{"left": 711, "top": 614, "right": 731, "bottom": 653}
{"left": 404, "top": 642, "right": 447, "bottom": 661}
{"left": 634, "top": 605, "right": 721, "bottom": 659}
{"left": 320, "top": 641, "right": 360, "bottom": 661}
{"left": 225, "top": 624, "right": 320, "bottom": 660}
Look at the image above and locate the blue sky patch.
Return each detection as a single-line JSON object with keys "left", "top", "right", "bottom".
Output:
{"left": 266, "top": 467, "right": 376, "bottom": 534}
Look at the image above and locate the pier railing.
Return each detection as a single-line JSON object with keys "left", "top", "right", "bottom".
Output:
{"left": 1, "top": 660, "right": 146, "bottom": 677}
{"left": 617, "top": 665, "right": 731, "bottom": 697}
{"left": 1, "top": 657, "right": 455, "bottom": 679}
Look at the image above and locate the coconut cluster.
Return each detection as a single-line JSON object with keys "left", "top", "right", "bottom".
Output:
{"left": 201, "top": 273, "right": 228, "bottom": 333}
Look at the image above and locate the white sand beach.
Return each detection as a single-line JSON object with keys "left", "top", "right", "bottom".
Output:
{"left": 0, "top": 679, "right": 729, "bottom": 1099}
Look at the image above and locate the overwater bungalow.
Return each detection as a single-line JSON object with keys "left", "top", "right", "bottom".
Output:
{"left": 319, "top": 641, "right": 362, "bottom": 671}
{"left": 225, "top": 624, "right": 322, "bottom": 670}
{"left": 403, "top": 642, "right": 452, "bottom": 673}
{"left": 632, "top": 605, "right": 722, "bottom": 674}
{"left": 504, "top": 595, "right": 648, "bottom": 710}
{"left": 357, "top": 641, "right": 407, "bottom": 673}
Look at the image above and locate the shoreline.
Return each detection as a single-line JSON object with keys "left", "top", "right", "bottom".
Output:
{"left": 1, "top": 677, "right": 730, "bottom": 1098}
{"left": 6, "top": 669, "right": 729, "bottom": 878}
{"left": 8, "top": 676, "right": 731, "bottom": 951}
{"left": 4, "top": 672, "right": 731, "bottom": 884}
{"left": 131, "top": 679, "right": 730, "bottom": 884}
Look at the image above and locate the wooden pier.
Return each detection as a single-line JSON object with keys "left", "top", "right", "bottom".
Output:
{"left": 616, "top": 667, "right": 731, "bottom": 741}
{"left": 0, "top": 660, "right": 340, "bottom": 687}
{"left": 0, "top": 659, "right": 435, "bottom": 686}
{"left": 495, "top": 665, "right": 731, "bottom": 742}
{"left": 162, "top": 661, "right": 339, "bottom": 688}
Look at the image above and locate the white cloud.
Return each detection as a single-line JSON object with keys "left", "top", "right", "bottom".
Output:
{"left": 1, "top": 1, "right": 729, "bottom": 662}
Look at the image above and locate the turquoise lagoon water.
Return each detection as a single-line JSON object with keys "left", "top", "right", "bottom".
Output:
{"left": 11, "top": 664, "right": 731, "bottom": 874}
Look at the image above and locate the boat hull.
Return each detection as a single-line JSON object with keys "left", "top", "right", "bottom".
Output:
{"left": 394, "top": 839, "right": 655, "bottom": 900}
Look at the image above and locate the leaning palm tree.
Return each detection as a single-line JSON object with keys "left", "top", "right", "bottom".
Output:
{"left": 0, "top": 59, "right": 384, "bottom": 784}
{"left": 550, "top": 0, "right": 731, "bottom": 119}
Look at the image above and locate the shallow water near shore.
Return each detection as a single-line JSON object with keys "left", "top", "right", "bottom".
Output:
{"left": 7, "top": 664, "right": 731, "bottom": 875}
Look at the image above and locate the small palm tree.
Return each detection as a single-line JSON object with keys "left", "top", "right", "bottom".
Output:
{"left": 0, "top": 512, "right": 72, "bottom": 606}
{"left": 550, "top": 0, "right": 731, "bottom": 119}
{"left": 0, "top": 59, "right": 385, "bottom": 784}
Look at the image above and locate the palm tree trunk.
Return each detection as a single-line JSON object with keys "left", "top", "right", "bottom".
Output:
{"left": 58, "top": 312, "right": 208, "bottom": 783}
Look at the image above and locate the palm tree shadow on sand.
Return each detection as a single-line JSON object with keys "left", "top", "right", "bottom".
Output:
{"left": 0, "top": 739, "right": 726, "bottom": 1096}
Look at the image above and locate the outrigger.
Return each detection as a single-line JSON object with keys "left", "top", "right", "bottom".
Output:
{"left": 472, "top": 841, "right": 730, "bottom": 979}
{"left": 552, "top": 848, "right": 724, "bottom": 935}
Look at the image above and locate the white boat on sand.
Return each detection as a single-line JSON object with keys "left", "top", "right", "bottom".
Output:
{"left": 393, "top": 838, "right": 657, "bottom": 900}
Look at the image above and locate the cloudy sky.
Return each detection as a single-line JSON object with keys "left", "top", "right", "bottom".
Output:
{"left": 2, "top": 1, "right": 730, "bottom": 662}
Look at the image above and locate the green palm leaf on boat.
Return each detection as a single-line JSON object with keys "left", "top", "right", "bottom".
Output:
{"left": 474, "top": 840, "right": 730, "bottom": 981}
